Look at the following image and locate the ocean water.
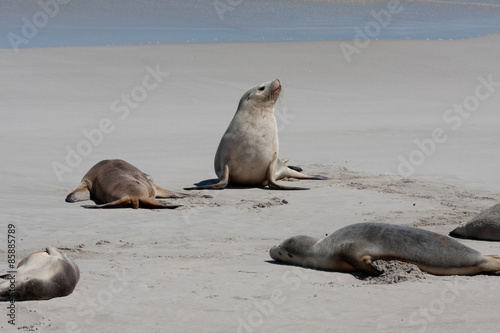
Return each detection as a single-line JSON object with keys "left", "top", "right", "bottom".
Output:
{"left": 1, "top": 0, "right": 500, "bottom": 49}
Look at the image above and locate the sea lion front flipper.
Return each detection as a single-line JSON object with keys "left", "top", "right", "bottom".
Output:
{"left": 355, "top": 255, "right": 382, "bottom": 276}
{"left": 184, "top": 165, "right": 229, "bottom": 190}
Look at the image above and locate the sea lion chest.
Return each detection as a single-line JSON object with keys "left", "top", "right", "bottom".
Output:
{"left": 216, "top": 107, "right": 278, "bottom": 185}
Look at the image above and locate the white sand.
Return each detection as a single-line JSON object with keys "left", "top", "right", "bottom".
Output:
{"left": 1, "top": 35, "right": 500, "bottom": 332}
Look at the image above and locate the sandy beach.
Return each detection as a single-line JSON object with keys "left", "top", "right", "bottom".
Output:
{"left": 1, "top": 34, "right": 500, "bottom": 332}
{"left": 1, "top": 1, "right": 500, "bottom": 331}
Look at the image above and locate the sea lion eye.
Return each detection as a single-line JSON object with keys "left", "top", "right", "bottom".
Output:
{"left": 258, "top": 86, "right": 265, "bottom": 92}
{"left": 287, "top": 254, "right": 293, "bottom": 258}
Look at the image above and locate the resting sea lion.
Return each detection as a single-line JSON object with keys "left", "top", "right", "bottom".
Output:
{"left": 450, "top": 203, "right": 500, "bottom": 241}
{"left": 66, "top": 159, "right": 191, "bottom": 209}
{"left": 1, "top": 247, "right": 79, "bottom": 301}
{"left": 270, "top": 222, "right": 500, "bottom": 276}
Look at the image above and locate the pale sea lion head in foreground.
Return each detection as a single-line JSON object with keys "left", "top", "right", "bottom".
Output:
{"left": 184, "top": 79, "right": 327, "bottom": 191}
{"left": 0, "top": 247, "right": 80, "bottom": 301}
{"left": 270, "top": 222, "right": 500, "bottom": 276}
{"left": 66, "top": 159, "right": 199, "bottom": 209}
{"left": 450, "top": 203, "right": 500, "bottom": 241}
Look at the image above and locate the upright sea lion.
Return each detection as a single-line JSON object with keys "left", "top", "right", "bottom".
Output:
{"left": 269, "top": 222, "right": 500, "bottom": 276}
{"left": 450, "top": 203, "right": 500, "bottom": 241}
{"left": 0, "top": 247, "right": 80, "bottom": 301}
{"left": 66, "top": 159, "right": 191, "bottom": 209}
{"left": 184, "top": 79, "right": 327, "bottom": 190}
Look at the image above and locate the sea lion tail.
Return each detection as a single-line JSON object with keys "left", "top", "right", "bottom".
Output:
{"left": 480, "top": 255, "right": 500, "bottom": 275}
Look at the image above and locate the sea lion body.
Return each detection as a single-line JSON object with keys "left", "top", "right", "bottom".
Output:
{"left": 214, "top": 93, "right": 278, "bottom": 187}
{"left": 66, "top": 159, "right": 187, "bottom": 209}
{"left": 185, "top": 79, "right": 326, "bottom": 190}
{"left": 450, "top": 203, "right": 500, "bottom": 241}
{"left": 270, "top": 222, "right": 500, "bottom": 276}
{"left": 0, "top": 247, "right": 80, "bottom": 301}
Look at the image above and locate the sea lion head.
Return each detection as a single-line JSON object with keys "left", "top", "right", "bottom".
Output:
{"left": 269, "top": 235, "right": 318, "bottom": 264}
{"left": 237, "top": 79, "right": 282, "bottom": 112}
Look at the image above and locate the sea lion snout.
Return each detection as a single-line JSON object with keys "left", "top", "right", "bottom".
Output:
{"left": 271, "top": 79, "right": 281, "bottom": 93}
{"left": 65, "top": 183, "right": 91, "bottom": 203}
{"left": 269, "top": 246, "right": 281, "bottom": 260}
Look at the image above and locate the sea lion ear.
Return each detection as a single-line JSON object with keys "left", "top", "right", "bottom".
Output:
{"left": 283, "top": 237, "right": 297, "bottom": 250}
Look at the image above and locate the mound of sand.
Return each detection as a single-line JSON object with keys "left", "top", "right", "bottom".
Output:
{"left": 362, "top": 260, "right": 426, "bottom": 285}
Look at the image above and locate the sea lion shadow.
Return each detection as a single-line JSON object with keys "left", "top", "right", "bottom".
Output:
{"left": 448, "top": 233, "right": 467, "bottom": 240}
{"left": 191, "top": 179, "right": 220, "bottom": 187}
{"left": 265, "top": 260, "right": 373, "bottom": 279}
{"left": 189, "top": 178, "right": 258, "bottom": 190}
{"left": 87, "top": 195, "right": 105, "bottom": 205}
{"left": 449, "top": 232, "right": 499, "bottom": 242}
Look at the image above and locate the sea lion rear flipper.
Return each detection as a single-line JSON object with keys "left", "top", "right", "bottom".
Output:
{"left": 480, "top": 255, "right": 500, "bottom": 275}
{"left": 267, "top": 154, "right": 310, "bottom": 190}
{"left": 82, "top": 197, "right": 131, "bottom": 209}
{"left": 286, "top": 165, "right": 327, "bottom": 179}
{"left": 287, "top": 165, "right": 303, "bottom": 172}
{"left": 281, "top": 166, "right": 328, "bottom": 181}
{"left": 82, "top": 197, "right": 180, "bottom": 209}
